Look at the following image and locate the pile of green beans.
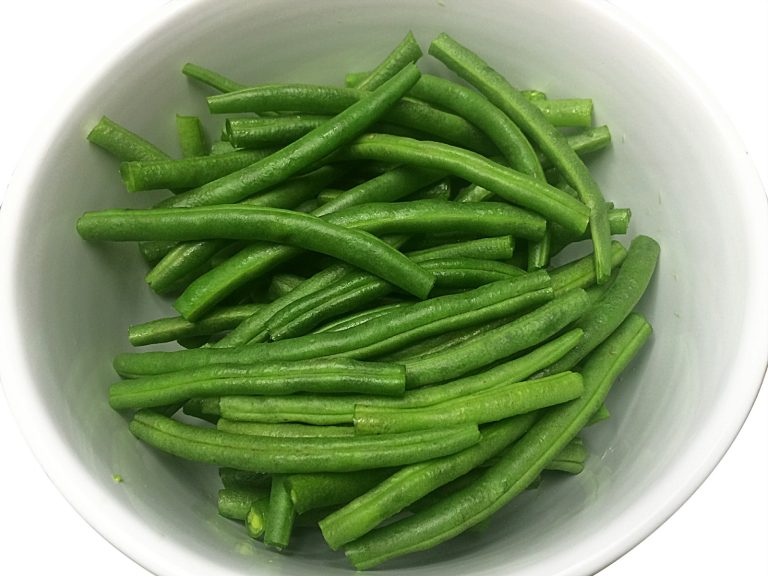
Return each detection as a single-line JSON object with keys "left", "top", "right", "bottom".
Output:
{"left": 78, "top": 31, "right": 659, "bottom": 569}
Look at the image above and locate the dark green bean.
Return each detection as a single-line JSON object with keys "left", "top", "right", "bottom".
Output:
{"left": 353, "top": 372, "right": 583, "bottom": 434}
{"left": 342, "top": 134, "right": 589, "bottom": 234}
{"left": 128, "top": 303, "right": 263, "bottom": 346}
{"left": 266, "top": 273, "right": 305, "bottom": 301}
{"left": 128, "top": 411, "right": 481, "bottom": 473}
{"left": 219, "top": 468, "right": 271, "bottom": 490}
{"left": 539, "top": 235, "right": 659, "bottom": 376}
{"left": 344, "top": 313, "right": 651, "bottom": 569}
{"left": 402, "top": 288, "right": 589, "bottom": 387}
{"left": 429, "top": 33, "right": 612, "bottom": 284}
{"left": 158, "top": 63, "right": 421, "bottom": 209}
{"left": 109, "top": 358, "right": 406, "bottom": 410}
{"left": 319, "top": 414, "right": 537, "bottom": 549}
{"left": 313, "top": 302, "right": 413, "bottom": 334}
{"left": 77, "top": 205, "right": 436, "bottom": 301}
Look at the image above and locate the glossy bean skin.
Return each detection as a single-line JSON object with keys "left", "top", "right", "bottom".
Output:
{"left": 108, "top": 358, "right": 407, "bottom": 410}
{"left": 113, "top": 273, "right": 552, "bottom": 378}
{"left": 344, "top": 313, "right": 652, "bottom": 569}
{"left": 77, "top": 205, "right": 435, "bottom": 301}
{"left": 128, "top": 411, "right": 481, "bottom": 473}
{"left": 87, "top": 115, "right": 170, "bottom": 162}
{"left": 319, "top": 414, "right": 537, "bottom": 549}
{"left": 158, "top": 63, "right": 421, "bottom": 209}
{"left": 429, "top": 33, "right": 612, "bottom": 284}
{"left": 182, "top": 62, "right": 246, "bottom": 93}
{"left": 175, "top": 114, "right": 208, "bottom": 158}
{"left": 286, "top": 469, "right": 395, "bottom": 514}
{"left": 264, "top": 476, "right": 295, "bottom": 550}
{"left": 353, "top": 31, "right": 423, "bottom": 91}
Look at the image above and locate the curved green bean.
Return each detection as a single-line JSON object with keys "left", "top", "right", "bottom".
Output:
{"left": 77, "top": 205, "right": 435, "bottom": 300}
{"left": 344, "top": 313, "right": 652, "bottom": 569}
{"left": 342, "top": 134, "right": 589, "bottom": 234}
{"left": 429, "top": 32, "right": 612, "bottom": 283}
{"left": 128, "top": 411, "right": 481, "bottom": 473}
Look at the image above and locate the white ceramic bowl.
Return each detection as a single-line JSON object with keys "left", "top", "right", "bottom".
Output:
{"left": 1, "top": 0, "right": 766, "bottom": 574}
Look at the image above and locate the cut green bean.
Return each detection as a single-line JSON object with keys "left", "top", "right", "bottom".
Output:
{"left": 353, "top": 372, "right": 583, "bottom": 434}
{"left": 128, "top": 303, "right": 263, "bottom": 346}
{"left": 344, "top": 313, "right": 651, "bottom": 569}
{"left": 342, "top": 134, "right": 589, "bottom": 234}
{"left": 319, "top": 414, "right": 537, "bottom": 549}
{"left": 532, "top": 98, "right": 593, "bottom": 128}
{"left": 182, "top": 62, "right": 247, "bottom": 93}
{"left": 219, "top": 468, "right": 271, "bottom": 490}
{"left": 314, "top": 302, "right": 414, "bottom": 334}
{"left": 429, "top": 32, "right": 612, "bottom": 283}
{"left": 218, "top": 486, "right": 269, "bottom": 521}
{"left": 286, "top": 469, "right": 394, "bottom": 514}
{"left": 120, "top": 149, "right": 275, "bottom": 192}
{"left": 546, "top": 436, "right": 588, "bottom": 474}
{"left": 264, "top": 475, "right": 295, "bottom": 550}
{"left": 538, "top": 125, "right": 612, "bottom": 170}
{"left": 218, "top": 421, "right": 354, "bottom": 438}
{"left": 175, "top": 114, "right": 208, "bottom": 158}
{"left": 246, "top": 499, "right": 271, "bottom": 539}
{"left": 549, "top": 240, "right": 628, "bottom": 296}
{"left": 109, "top": 358, "right": 406, "bottom": 410}
{"left": 128, "top": 411, "right": 481, "bottom": 473}
{"left": 87, "top": 116, "right": 170, "bottom": 162}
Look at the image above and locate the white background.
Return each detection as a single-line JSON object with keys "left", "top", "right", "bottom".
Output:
{"left": 0, "top": 1, "right": 765, "bottom": 574}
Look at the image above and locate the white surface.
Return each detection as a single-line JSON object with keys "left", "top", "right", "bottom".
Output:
{"left": 0, "top": 1, "right": 765, "bottom": 575}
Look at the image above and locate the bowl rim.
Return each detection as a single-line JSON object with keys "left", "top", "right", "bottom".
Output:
{"left": 1, "top": 0, "right": 766, "bottom": 574}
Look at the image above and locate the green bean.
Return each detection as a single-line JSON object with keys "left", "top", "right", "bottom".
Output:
{"left": 545, "top": 436, "right": 588, "bottom": 474}
{"left": 429, "top": 33, "right": 612, "bottom": 284}
{"left": 549, "top": 240, "right": 628, "bottom": 296}
{"left": 402, "top": 288, "right": 589, "bottom": 387}
{"left": 353, "top": 372, "right": 583, "bottom": 434}
{"left": 214, "top": 328, "right": 583, "bottom": 426}
{"left": 266, "top": 273, "right": 305, "bottom": 301}
{"left": 588, "top": 403, "right": 611, "bottom": 426}
{"left": 113, "top": 273, "right": 552, "bottom": 377}
{"left": 128, "top": 411, "right": 481, "bottom": 473}
{"left": 175, "top": 114, "right": 208, "bottom": 158}
{"left": 549, "top": 207, "right": 630, "bottom": 258}
{"left": 313, "top": 302, "right": 413, "bottom": 334}
{"left": 175, "top": 166, "right": 443, "bottom": 321}
{"left": 144, "top": 165, "right": 343, "bottom": 295}
{"left": 409, "top": 74, "right": 544, "bottom": 178}
{"left": 286, "top": 469, "right": 394, "bottom": 514}
{"left": 406, "top": 235, "right": 515, "bottom": 261}
{"left": 533, "top": 98, "right": 593, "bottom": 128}
{"left": 207, "top": 85, "right": 496, "bottom": 156}
{"left": 157, "top": 63, "right": 420, "bottom": 209}
{"left": 354, "top": 31, "right": 423, "bottom": 91}
{"left": 87, "top": 115, "right": 170, "bottom": 162}
{"left": 109, "top": 358, "right": 406, "bottom": 410}
{"left": 128, "top": 303, "right": 263, "bottom": 346}
{"left": 539, "top": 235, "right": 659, "bottom": 376}
{"left": 246, "top": 499, "right": 271, "bottom": 539}
{"left": 219, "top": 467, "right": 271, "bottom": 490}
{"left": 120, "top": 149, "right": 275, "bottom": 192}
{"left": 218, "top": 486, "right": 269, "bottom": 521}
{"left": 218, "top": 421, "right": 354, "bottom": 438}
{"left": 319, "top": 414, "right": 537, "bottom": 549}
{"left": 342, "top": 134, "right": 589, "bottom": 234}
{"left": 76, "top": 205, "right": 436, "bottom": 301}
{"left": 264, "top": 475, "right": 295, "bottom": 550}
{"left": 344, "top": 313, "right": 651, "bottom": 569}
{"left": 538, "top": 125, "right": 612, "bottom": 170}
{"left": 182, "top": 62, "right": 247, "bottom": 93}
{"left": 266, "top": 256, "right": 526, "bottom": 342}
